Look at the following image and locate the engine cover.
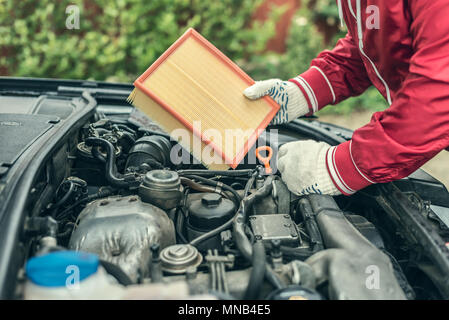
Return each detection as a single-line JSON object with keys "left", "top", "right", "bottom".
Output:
{"left": 68, "top": 195, "right": 175, "bottom": 282}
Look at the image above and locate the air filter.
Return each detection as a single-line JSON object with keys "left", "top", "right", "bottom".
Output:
{"left": 128, "top": 28, "right": 279, "bottom": 170}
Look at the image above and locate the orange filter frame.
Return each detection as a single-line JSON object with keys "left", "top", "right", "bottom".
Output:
{"left": 132, "top": 28, "right": 280, "bottom": 169}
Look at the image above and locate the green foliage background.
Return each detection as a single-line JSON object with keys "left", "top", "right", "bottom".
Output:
{"left": 0, "top": 0, "right": 387, "bottom": 114}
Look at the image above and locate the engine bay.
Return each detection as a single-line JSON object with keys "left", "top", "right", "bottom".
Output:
{"left": 16, "top": 113, "right": 435, "bottom": 300}
{"left": 2, "top": 81, "right": 449, "bottom": 300}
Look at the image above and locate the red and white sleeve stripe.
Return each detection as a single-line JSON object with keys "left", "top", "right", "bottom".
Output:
{"left": 325, "top": 140, "right": 373, "bottom": 196}
{"left": 288, "top": 67, "right": 336, "bottom": 115}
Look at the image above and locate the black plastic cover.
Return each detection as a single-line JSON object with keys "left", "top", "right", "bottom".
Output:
{"left": 393, "top": 169, "right": 449, "bottom": 207}
{"left": 0, "top": 113, "right": 59, "bottom": 177}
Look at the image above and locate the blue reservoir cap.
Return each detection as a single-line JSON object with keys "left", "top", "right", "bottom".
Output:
{"left": 26, "top": 251, "right": 99, "bottom": 287}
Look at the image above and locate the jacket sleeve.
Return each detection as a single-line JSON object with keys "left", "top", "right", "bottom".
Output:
{"left": 325, "top": 0, "right": 449, "bottom": 196}
{"left": 289, "top": 32, "right": 373, "bottom": 114}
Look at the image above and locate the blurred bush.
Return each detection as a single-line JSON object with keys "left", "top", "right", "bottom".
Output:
{"left": 0, "top": 0, "right": 386, "bottom": 114}
{"left": 0, "top": 0, "right": 278, "bottom": 82}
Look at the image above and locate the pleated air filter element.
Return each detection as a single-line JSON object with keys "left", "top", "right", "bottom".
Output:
{"left": 128, "top": 28, "right": 279, "bottom": 170}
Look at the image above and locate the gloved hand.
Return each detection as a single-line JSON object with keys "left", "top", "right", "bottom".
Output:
{"left": 243, "top": 79, "right": 309, "bottom": 124}
{"left": 277, "top": 140, "right": 341, "bottom": 196}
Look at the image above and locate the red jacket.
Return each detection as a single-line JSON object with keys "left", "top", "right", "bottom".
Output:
{"left": 289, "top": 0, "right": 449, "bottom": 195}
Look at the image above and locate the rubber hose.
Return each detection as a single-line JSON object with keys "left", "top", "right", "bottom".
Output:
{"left": 233, "top": 175, "right": 275, "bottom": 261}
{"left": 189, "top": 218, "right": 233, "bottom": 247}
{"left": 265, "top": 265, "right": 285, "bottom": 290}
{"left": 297, "top": 198, "right": 324, "bottom": 252}
{"left": 91, "top": 146, "right": 106, "bottom": 163}
{"left": 182, "top": 174, "right": 242, "bottom": 207}
{"left": 53, "top": 181, "right": 75, "bottom": 208}
{"left": 114, "top": 124, "right": 137, "bottom": 136}
{"left": 85, "top": 137, "right": 132, "bottom": 188}
{"left": 55, "top": 187, "right": 114, "bottom": 220}
{"left": 279, "top": 246, "right": 315, "bottom": 261}
{"left": 119, "top": 131, "right": 136, "bottom": 152}
{"left": 180, "top": 177, "right": 228, "bottom": 198}
{"left": 244, "top": 241, "right": 266, "bottom": 299}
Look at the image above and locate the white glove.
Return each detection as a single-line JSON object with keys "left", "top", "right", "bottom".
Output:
{"left": 277, "top": 140, "right": 341, "bottom": 196}
{"left": 243, "top": 79, "right": 309, "bottom": 124}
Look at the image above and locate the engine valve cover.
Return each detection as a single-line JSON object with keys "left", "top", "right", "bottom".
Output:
{"left": 69, "top": 195, "right": 175, "bottom": 282}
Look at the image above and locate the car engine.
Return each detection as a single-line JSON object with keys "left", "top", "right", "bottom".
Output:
{"left": 2, "top": 80, "right": 446, "bottom": 300}
{"left": 16, "top": 110, "right": 417, "bottom": 300}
